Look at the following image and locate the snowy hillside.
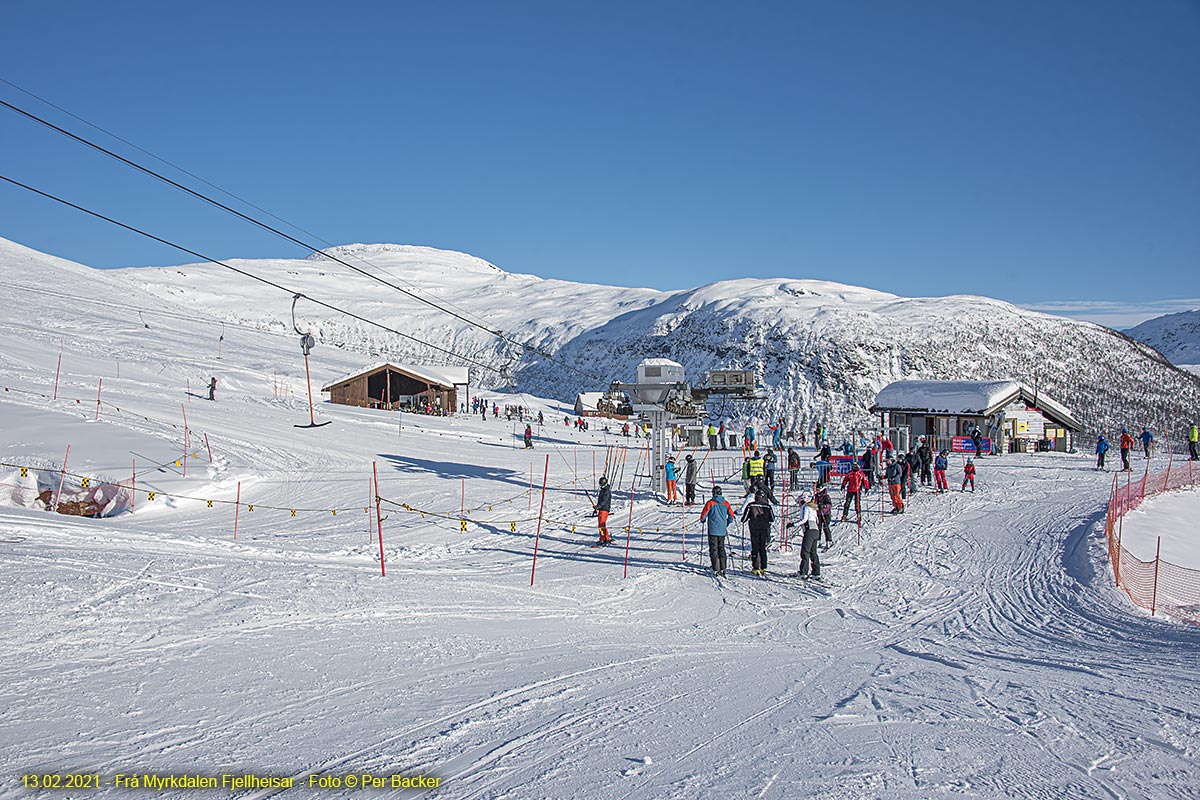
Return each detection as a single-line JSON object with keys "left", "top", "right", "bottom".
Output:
{"left": 1126, "top": 308, "right": 1200, "bottom": 366}
{"left": 2, "top": 233, "right": 1199, "bottom": 798}
{"left": 5, "top": 234, "right": 1199, "bottom": 442}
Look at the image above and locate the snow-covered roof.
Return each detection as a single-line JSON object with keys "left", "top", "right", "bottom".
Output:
{"left": 872, "top": 380, "right": 1080, "bottom": 429}
{"left": 638, "top": 358, "right": 683, "bottom": 368}
{"left": 575, "top": 392, "right": 606, "bottom": 409}
{"left": 322, "top": 362, "right": 470, "bottom": 391}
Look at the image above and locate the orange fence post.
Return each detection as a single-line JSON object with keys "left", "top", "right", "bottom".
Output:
{"left": 373, "top": 461, "right": 385, "bottom": 577}
{"left": 529, "top": 454, "right": 550, "bottom": 586}
{"left": 624, "top": 482, "right": 635, "bottom": 579}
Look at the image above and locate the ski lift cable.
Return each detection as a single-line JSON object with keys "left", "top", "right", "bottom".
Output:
{"left": 0, "top": 96, "right": 611, "bottom": 388}
{"left": 0, "top": 174, "right": 576, "bottom": 402}
{"left": 0, "top": 174, "right": 495, "bottom": 375}
{"left": 0, "top": 77, "right": 500, "bottom": 339}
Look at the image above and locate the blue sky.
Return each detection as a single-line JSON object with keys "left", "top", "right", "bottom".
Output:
{"left": 1, "top": 1, "right": 1197, "bottom": 325}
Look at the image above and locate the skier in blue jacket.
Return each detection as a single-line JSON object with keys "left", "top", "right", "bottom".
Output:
{"left": 1095, "top": 435, "right": 1110, "bottom": 470}
{"left": 1139, "top": 427, "right": 1154, "bottom": 459}
{"left": 699, "top": 486, "right": 736, "bottom": 576}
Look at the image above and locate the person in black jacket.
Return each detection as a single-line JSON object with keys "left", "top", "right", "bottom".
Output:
{"left": 593, "top": 477, "right": 612, "bottom": 545}
{"left": 906, "top": 450, "right": 921, "bottom": 494}
{"left": 813, "top": 485, "right": 833, "bottom": 548}
{"left": 917, "top": 438, "right": 933, "bottom": 487}
{"left": 885, "top": 457, "right": 905, "bottom": 514}
{"left": 742, "top": 491, "right": 775, "bottom": 576}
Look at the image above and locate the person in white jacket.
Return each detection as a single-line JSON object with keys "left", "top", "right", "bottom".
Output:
{"left": 795, "top": 492, "right": 822, "bottom": 579}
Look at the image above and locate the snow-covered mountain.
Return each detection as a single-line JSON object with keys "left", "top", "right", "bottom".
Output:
{"left": 1126, "top": 308, "right": 1200, "bottom": 369}
{"left": 7, "top": 237, "right": 1199, "bottom": 439}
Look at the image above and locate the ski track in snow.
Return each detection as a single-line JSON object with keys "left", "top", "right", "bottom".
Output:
{"left": 0, "top": 241, "right": 1198, "bottom": 799}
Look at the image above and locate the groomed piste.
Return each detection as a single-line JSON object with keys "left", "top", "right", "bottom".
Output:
{"left": 1, "top": 239, "right": 1198, "bottom": 800}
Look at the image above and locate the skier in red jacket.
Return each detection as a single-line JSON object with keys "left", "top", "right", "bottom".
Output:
{"left": 839, "top": 463, "right": 869, "bottom": 523}
{"left": 962, "top": 458, "right": 976, "bottom": 492}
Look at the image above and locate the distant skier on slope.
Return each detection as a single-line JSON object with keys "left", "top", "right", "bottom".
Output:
{"left": 971, "top": 424, "right": 984, "bottom": 458}
{"left": 795, "top": 492, "right": 821, "bottom": 579}
{"left": 917, "top": 437, "right": 933, "bottom": 487}
{"left": 1189, "top": 423, "right": 1198, "bottom": 461}
{"left": 683, "top": 454, "right": 698, "bottom": 506}
{"left": 1119, "top": 428, "right": 1135, "bottom": 471}
{"left": 664, "top": 456, "right": 678, "bottom": 504}
{"left": 1095, "top": 435, "right": 1110, "bottom": 471}
{"left": 886, "top": 456, "right": 905, "bottom": 514}
{"left": 1140, "top": 427, "right": 1154, "bottom": 459}
{"left": 814, "top": 484, "right": 833, "bottom": 549}
{"left": 742, "top": 490, "right": 774, "bottom": 576}
{"left": 840, "top": 463, "right": 869, "bottom": 522}
{"left": 523, "top": 424, "right": 533, "bottom": 449}
{"left": 699, "top": 486, "right": 735, "bottom": 577}
{"left": 787, "top": 448, "right": 801, "bottom": 491}
{"left": 934, "top": 449, "right": 950, "bottom": 492}
{"left": 907, "top": 449, "right": 922, "bottom": 494}
{"left": 962, "top": 458, "right": 976, "bottom": 492}
{"left": 593, "top": 476, "right": 612, "bottom": 546}
{"left": 207, "top": 376, "right": 217, "bottom": 401}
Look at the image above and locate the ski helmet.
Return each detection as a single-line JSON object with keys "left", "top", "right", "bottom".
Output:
{"left": 712, "top": 486, "right": 722, "bottom": 496}
{"left": 599, "top": 476, "right": 608, "bottom": 486}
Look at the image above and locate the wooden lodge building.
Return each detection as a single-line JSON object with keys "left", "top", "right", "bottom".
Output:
{"left": 322, "top": 362, "right": 470, "bottom": 413}
{"left": 871, "top": 379, "right": 1081, "bottom": 454}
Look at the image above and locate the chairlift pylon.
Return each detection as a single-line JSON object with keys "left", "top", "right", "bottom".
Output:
{"left": 290, "top": 294, "right": 331, "bottom": 429}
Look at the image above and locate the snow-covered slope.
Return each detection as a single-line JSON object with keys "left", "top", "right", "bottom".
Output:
{"left": 103, "top": 240, "right": 1199, "bottom": 442}
{"left": 2, "top": 235, "right": 1200, "bottom": 798}
{"left": 11, "top": 235, "right": 1200, "bottom": 443}
{"left": 1126, "top": 308, "right": 1200, "bottom": 366}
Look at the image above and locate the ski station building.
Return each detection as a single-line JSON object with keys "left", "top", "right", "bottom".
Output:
{"left": 870, "top": 379, "right": 1081, "bottom": 454}
{"left": 322, "top": 363, "right": 469, "bottom": 413}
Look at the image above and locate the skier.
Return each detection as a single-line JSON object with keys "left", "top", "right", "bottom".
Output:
{"left": 747, "top": 450, "right": 765, "bottom": 489}
{"left": 814, "top": 484, "right": 833, "bottom": 549}
{"left": 860, "top": 444, "right": 878, "bottom": 486}
{"left": 537, "top": 410, "right": 544, "bottom": 426}
{"left": 699, "top": 486, "right": 735, "bottom": 576}
{"left": 207, "top": 376, "right": 217, "bottom": 401}
{"left": 523, "top": 424, "right": 533, "bottom": 449}
{"left": 840, "top": 463, "right": 868, "bottom": 522}
{"left": 772, "top": 421, "right": 783, "bottom": 451}
{"left": 744, "top": 423, "right": 756, "bottom": 452}
{"left": 718, "top": 420, "right": 726, "bottom": 450}
{"left": 763, "top": 448, "right": 777, "bottom": 493}
{"left": 742, "top": 490, "right": 774, "bottom": 576}
{"left": 622, "top": 422, "right": 630, "bottom": 438}
{"left": 1140, "top": 427, "right": 1154, "bottom": 459}
{"left": 706, "top": 422, "right": 718, "bottom": 450}
{"left": 962, "top": 457, "right": 976, "bottom": 492}
{"left": 683, "top": 453, "right": 698, "bottom": 506}
{"left": 934, "top": 449, "right": 949, "bottom": 492}
{"left": 1119, "top": 428, "right": 1135, "bottom": 471}
{"left": 917, "top": 437, "right": 933, "bottom": 486}
{"left": 480, "top": 400, "right": 487, "bottom": 420}
{"left": 593, "top": 476, "right": 612, "bottom": 545}
{"left": 741, "top": 456, "right": 752, "bottom": 495}
{"left": 795, "top": 492, "right": 821, "bottom": 579}
{"left": 885, "top": 456, "right": 905, "bottom": 514}
{"left": 971, "top": 424, "right": 984, "bottom": 458}
{"left": 906, "top": 449, "right": 922, "bottom": 494}
{"left": 1095, "top": 435, "right": 1110, "bottom": 470}
{"left": 786, "top": 448, "right": 800, "bottom": 491}
{"left": 1190, "top": 423, "right": 1199, "bottom": 461}
{"left": 664, "top": 456, "right": 678, "bottom": 504}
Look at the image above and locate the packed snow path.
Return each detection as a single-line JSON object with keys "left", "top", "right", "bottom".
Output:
{"left": 3, "top": 437, "right": 1198, "bottom": 798}
{"left": 0, "top": 239, "right": 1197, "bottom": 799}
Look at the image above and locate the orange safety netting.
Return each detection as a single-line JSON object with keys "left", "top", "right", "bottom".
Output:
{"left": 1103, "top": 457, "right": 1200, "bottom": 624}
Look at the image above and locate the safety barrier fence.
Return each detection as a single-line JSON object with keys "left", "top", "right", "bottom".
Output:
{"left": 1104, "top": 457, "right": 1200, "bottom": 624}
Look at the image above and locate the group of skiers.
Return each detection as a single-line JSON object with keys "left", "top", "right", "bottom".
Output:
{"left": 1092, "top": 425, "right": 1194, "bottom": 470}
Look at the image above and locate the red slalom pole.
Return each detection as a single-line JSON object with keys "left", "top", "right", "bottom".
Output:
{"left": 51, "top": 444, "right": 71, "bottom": 513}
{"left": 234, "top": 481, "right": 241, "bottom": 540}
{"left": 53, "top": 354, "right": 61, "bottom": 400}
{"left": 529, "top": 454, "right": 550, "bottom": 585}
{"left": 373, "top": 461, "right": 385, "bottom": 577}
{"left": 624, "top": 482, "right": 635, "bottom": 579}
{"left": 94, "top": 378, "right": 102, "bottom": 421}
{"left": 204, "top": 432, "right": 213, "bottom": 463}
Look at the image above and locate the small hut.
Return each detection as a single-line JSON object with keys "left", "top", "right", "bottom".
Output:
{"left": 322, "top": 363, "right": 469, "bottom": 413}
{"left": 871, "top": 379, "right": 1080, "bottom": 454}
